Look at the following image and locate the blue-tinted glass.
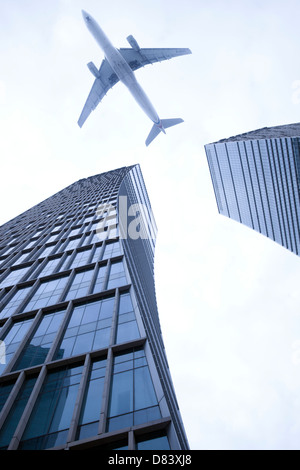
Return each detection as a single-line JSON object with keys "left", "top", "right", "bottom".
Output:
{"left": 116, "top": 292, "right": 139, "bottom": 344}
{"left": 116, "top": 321, "right": 139, "bottom": 344}
{"left": 109, "top": 369, "right": 133, "bottom": 416}
{"left": 92, "top": 265, "right": 107, "bottom": 293}
{"left": 107, "top": 261, "right": 126, "bottom": 289}
{"left": 134, "top": 366, "right": 157, "bottom": 410}
{"left": 79, "top": 374, "right": 104, "bottom": 425}
{"left": 64, "top": 269, "right": 93, "bottom": 301}
{"left": 0, "top": 286, "right": 32, "bottom": 319}
{"left": 100, "top": 297, "right": 114, "bottom": 318}
{"left": 55, "top": 297, "right": 114, "bottom": 360}
{"left": 0, "top": 266, "right": 29, "bottom": 289}
{"left": 134, "top": 406, "right": 161, "bottom": 426}
{"left": 0, "top": 318, "right": 34, "bottom": 375}
{"left": 12, "top": 310, "right": 65, "bottom": 371}
{"left": 20, "top": 365, "right": 83, "bottom": 449}
{"left": 0, "top": 376, "right": 37, "bottom": 449}
{"left": 0, "top": 381, "right": 15, "bottom": 414}
{"left": 93, "top": 327, "right": 110, "bottom": 349}
{"left": 22, "top": 276, "right": 68, "bottom": 312}
{"left": 107, "top": 413, "right": 133, "bottom": 432}
{"left": 107, "top": 348, "right": 160, "bottom": 431}
{"left": 136, "top": 434, "right": 170, "bottom": 450}
{"left": 72, "top": 332, "right": 94, "bottom": 355}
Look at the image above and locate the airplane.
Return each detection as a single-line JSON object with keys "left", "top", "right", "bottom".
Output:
{"left": 78, "top": 10, "right": 191, "bottom": 146}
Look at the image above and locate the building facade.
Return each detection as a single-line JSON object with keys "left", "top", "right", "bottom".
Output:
{"left": 0, "top": 165, "right": 188, "bottom": 450}
{"left": 205, "top": 123, "right": 300, "bottom": 256}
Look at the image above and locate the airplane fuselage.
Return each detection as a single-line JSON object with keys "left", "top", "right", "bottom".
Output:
{"left": 83, "top": 12, "right": 161, "bottom": 125}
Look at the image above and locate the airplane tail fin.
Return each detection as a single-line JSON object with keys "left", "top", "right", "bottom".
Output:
{"left": 145, "top": 118, "right": 184, "bottom": 146}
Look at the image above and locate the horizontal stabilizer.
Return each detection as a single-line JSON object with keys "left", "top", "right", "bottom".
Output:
{"left": 161, "top": 118, "right": 183, "bottom": 129}
{"left": 145, "top": 118, "right": 184, "bottom": 146}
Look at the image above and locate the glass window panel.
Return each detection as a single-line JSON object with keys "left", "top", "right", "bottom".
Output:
{"left": 54, "top": 297, "right": 114, "bottom": 360}
{"left": 134, "top": 367, "right": 158, "bottom": 410}
{"left": 34, "top": 257, "right": 61, "bottom": 279}
{"left": 0, "top": 285, "right": 32, "bottom": 319}
{"left": 107, "top": 413, "right": 133, "bottom": 432}
{"left": 93, "top": 327, "right": 110, "bottom": 349}
{"left": 91, "top": 245, "right": 102, "bottom": 263}
{"left": 116, "top": 321, "right": 139, "bottom": 344}
{"left": 109, "top": 370, "right": 133, "bottom": 416}
{"left": 79, "top": 373, "right": 104, "bottom": 425}
{"left": 64, "top": 269, "right": 93, "bottom": 301}
{"left": 0, "top": 318, "right": 34, "bottom": 375}
{"left": 0, "top": 381, "right": 15, "bottom": 415}
{"left": 136, "top": 432, "right": 170, "bottom": 450}
{"left": 92, "top": 265, "right": 107, "bottom": 294}
{"left": 22, "top": 276, "right": 68, "bottom": 312}
{"left": 134, "top": 406, "right": 160, "bottom": 426}
{"left": 0, "top": 376, "right": 37, "bottom": 449}
{"left": 20, "top": 365, "right": 83, "bottom": 449}
{"left": 0, "top": 266, "right": 29, "bottom": 289}
{"left": 107, "top": 261, "right": 126, "bottom": 290}
{"left": 12, "top": 310, "right": 65, "bottom": 371}
{"left": 69, "top": 247, "right": 92, "bottom": 269}
{"left": 72, "top": 331, "right": 94, "bottom": 356}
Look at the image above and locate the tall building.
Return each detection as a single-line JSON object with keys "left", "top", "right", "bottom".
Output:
{"left": 205, "top": 123, "right": 300, "bottom": 256}
{"left": 0, "top": 165, "right": 188, "bottom": 450}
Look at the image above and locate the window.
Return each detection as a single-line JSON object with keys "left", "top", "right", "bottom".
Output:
{"left": 0, "top": 317, "right": 34, "bottom": 375}
{"left": 136, "top": 430, "right": 170, "bottom": 450}
{"left": 68, "top": 227, "right": 81, "bottom": 237}
{"left": 108, "top": 226, "right": 118, "bottom": 239}
{"left": 55, "top": 296, "right": 115, "bottom": 360}
{"left": 12, "top": 310, "right": 66, "bottom": 371}
{"left": 19, "top": 364, "right": 83, "bottom": 450}
{"left": 107, "top": 347, "right": 160, "bottom": 432}
{"left": 0, "top": 285, "right": 32, "bottom": 320}
{"left": 107, "top": 260, "right": 127, "bottom": 289}
{"left": 64, "top": 237, "right": 81, "bottom": 252}
{"left": 12, "top": 252, "right": 31, "bottom": 266}
{"left": 91, "top": 245, "right": 102, "bottom": 264}
{"left": 89, "top": 232, "right": 101, "bottom": 245}
{"left": 92, "top": 265, "right": 107, "bottom": 294}
{"left": 69, "top": 247, "right": 92, "bottom": 269}
{"left": 102, "top": 241, "right": 121, "bottom": 260}
{"left": 22, "top": 276, "right": 68, "bottom": 312}
{"left": 37, "top": 244, "right": 56, "bottom": 259}
{"left": 34, "top": 257, "right": 61, "bottom": 279}
{"left": 116, "top": 292, "right": 140, "bottom": 344}
{"left": 0, "top": 266, "right": 29, "bottom": 289}
{"left": 0, "top": 376, "right": 37, "bottom": 449}
{"left": 0, "top": 381, "right": 15, "bottom": 415}
{"left": 46, "top": 233, "right": 59, "bottom": 244}
{"left": 77, "top": 358, "right": 107, "bottom": 440}
{"left": 64, "top": 269, "right": 94, "bottom": 301}
{"left": 0, "top": 246, "right": 15, "bottom": 257}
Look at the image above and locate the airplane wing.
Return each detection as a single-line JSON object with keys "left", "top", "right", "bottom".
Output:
{"left": 78, "top": 59, "right": 119, "bottom": 127}
{"left": 119, "top": 47, "right": 192, "bottom": 72}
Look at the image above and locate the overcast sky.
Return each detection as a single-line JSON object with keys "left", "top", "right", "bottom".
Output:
{"left": 1, "top": 0, "right": 300, "bottom": 450}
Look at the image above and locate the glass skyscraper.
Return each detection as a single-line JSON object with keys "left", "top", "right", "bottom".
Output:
{"left": 0, "top": 165, "right": 188, "bottom": 450}
{"left": 205, "top": 123, "right": 300, "bottom": 256}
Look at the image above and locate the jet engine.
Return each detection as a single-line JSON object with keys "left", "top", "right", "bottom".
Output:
{"left": 126, "top": 35, "right": 140, "bottom": 52}
{"left": 87, "top": 61, "right": 100, "bottom": 79}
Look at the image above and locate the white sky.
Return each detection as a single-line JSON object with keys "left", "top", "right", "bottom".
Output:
{"left": 1, "top": 0, "right": 300, "bottom": 450}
